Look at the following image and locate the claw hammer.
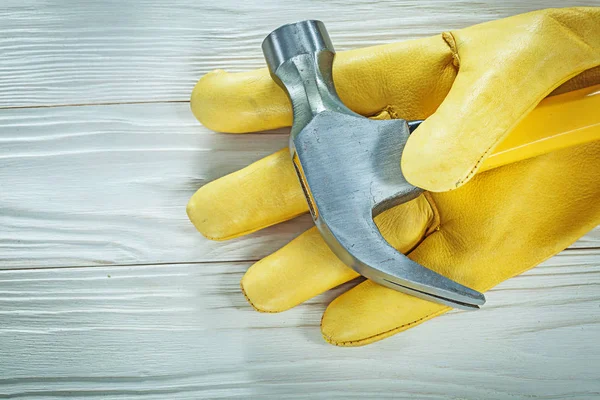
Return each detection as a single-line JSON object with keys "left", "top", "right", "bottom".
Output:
{"left": 261, "top": 20, "right": 600, "bottom": 309}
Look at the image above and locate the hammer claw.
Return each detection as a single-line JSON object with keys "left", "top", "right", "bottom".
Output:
{"left": 320, "top": 203, "right": 486, "bottom": 310}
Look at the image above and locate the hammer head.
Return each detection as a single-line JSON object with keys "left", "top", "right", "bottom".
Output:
{"left": 262, "top": 21, "right": 485, "bottom": 309}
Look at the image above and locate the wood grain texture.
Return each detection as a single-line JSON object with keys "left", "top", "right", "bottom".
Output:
{"left": 1, "top": 102, "right": 598, "bottom": 269}
{"left": 0, "top": 252, "right": 599, "bottom": 399}
{"left": 1, "top": 1, "right": 599, "bottom": 398}
{"left": 1, "top": 0, "right": 597, "bottom": 108}
{"left": 0, "top": 102, "right": 316, "bottom": 269}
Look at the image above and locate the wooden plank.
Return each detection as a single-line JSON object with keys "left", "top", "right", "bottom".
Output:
{"left": 0, "top": 102, "right": 317, "bottom": 269}
{"left": 0, "top": 250, "right": 599, "bottom": 399}
{"left": 0, "top": 2, "right": 598, "bottom": 398}
{"left": 1, "top": 0, "right": 595, "bottom": 108}
{"left": 1, "top": 102, "right": 598, "bottom": 269}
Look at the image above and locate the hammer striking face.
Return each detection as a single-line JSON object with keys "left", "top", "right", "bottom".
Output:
{"left": 262, "top": 20, "right": 485, "bottom": 310}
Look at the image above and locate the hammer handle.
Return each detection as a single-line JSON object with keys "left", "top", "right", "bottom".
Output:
{"left": 480, "top": 83, "right": 600, "bottom": 172}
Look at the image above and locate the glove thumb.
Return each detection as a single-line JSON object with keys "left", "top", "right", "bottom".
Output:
{"left": 401, "top": 7, "right": 600, "bottom": 192}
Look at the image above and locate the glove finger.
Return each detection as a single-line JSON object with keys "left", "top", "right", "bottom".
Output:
{"left": 191, "top": 35, "right": 456, "bottom": 133}
{"left": 187, "top": 148, "right": 307, "bottom": 240}
{"left": 402, "top": 7, "right": 600, "bottom": 192}
{"left": 241, "top": 194, "right": 437, "bottom": 312}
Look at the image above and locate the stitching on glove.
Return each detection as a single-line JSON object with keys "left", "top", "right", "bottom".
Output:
{"left": 368, "top": 107, "right": 396, "bottom": 120}
{"left": 240, "top": 279, "right": 278, "bottom": 313}
{"left": 397, "top": 193, "right": 442, "bottom": 254}
{"left": 324, "top": 239, "right": 577, "bottom": 347}
{"left": 382, "top": 106, "right": 399, "bottom": 119}
{"left": 423, "top": 192, "right": 441, "bottom": 236}
{"left": 322, "top": 307, "right": 450, "bottom": 346}
{"left": 546, "top": 11, "right": 596, "bottom": 52}
{"left": 442, "top": 32, "right": 460, "bottom": 69}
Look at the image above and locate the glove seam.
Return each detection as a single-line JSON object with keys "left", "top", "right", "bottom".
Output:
{"left": 322, "top": 307, "right": 450, "bottom": 346}
{"left": 442, "top": 31, "right": 460, "bottom": 69}
{"left": 422, "top": 192, "right": 441, "bottom": 237}
{"left": 240, "top": 278, "right": 277, "bottom": 313}
{"left": 323, "top": 247, "right": 568, "bottom": 347}
{"left": 368, "top": 33, "right": 458, "bottom": 122}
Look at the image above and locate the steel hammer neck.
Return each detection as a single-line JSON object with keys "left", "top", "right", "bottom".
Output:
{"left": 262, "top": 20, "right": 356, "bottom": 136}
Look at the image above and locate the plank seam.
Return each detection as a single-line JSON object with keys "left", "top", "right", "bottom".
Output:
{"left": 0, "top": 259, "right": 261, "bottom": 272}
{"left": 1, "top": 245, "right": 598, "bottom": 273}
{"left": 0, "top": 100, "right": 190, "bottom": 110}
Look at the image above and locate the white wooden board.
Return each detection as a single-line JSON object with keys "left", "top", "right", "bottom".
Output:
{"left": 1, "top": 103, "right": 598, "bottom": 269}
{"left": 1, "top": 251, "right": 599, "bottom": 399}
{"left": 0, "top": 102, "right": 317, "bottom": 269}
{"left": 1, "top": 0, "right": 598, "bottom": 108}
{"left": 1, "top": 1, "right": 599, "bottom": 399}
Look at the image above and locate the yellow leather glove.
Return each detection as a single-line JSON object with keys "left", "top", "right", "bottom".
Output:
{"left": 188, "top": 8, "right": 600, "bottom": 346}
